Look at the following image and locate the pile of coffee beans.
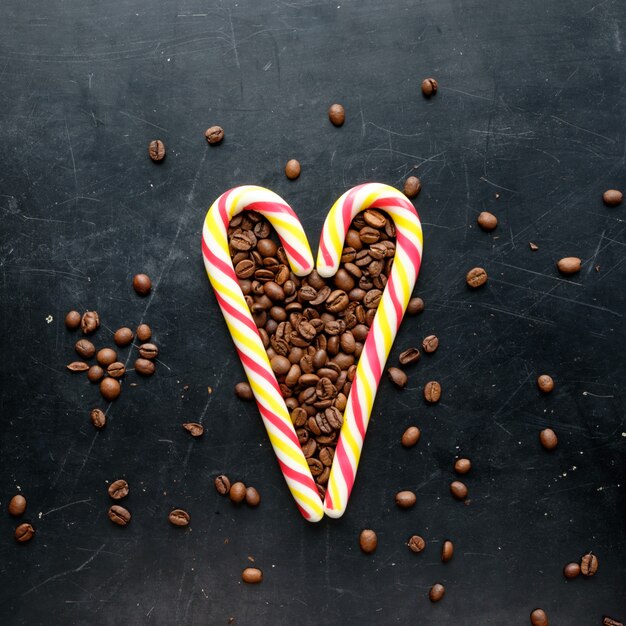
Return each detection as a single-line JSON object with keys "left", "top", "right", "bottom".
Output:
{"left": 214, "top": 474, "right": 261, "bottom": 508}
{"left": 8, "top": 493, "right": 34, "bottom": 543}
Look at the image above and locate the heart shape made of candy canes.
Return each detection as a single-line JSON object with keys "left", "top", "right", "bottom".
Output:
{"left": 202, "top": 183, "right": 423, "bottom": 521}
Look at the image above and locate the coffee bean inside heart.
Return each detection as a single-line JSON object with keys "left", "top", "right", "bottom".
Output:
{"left": 228, "top": 208, "right": 397, "bottom": 499}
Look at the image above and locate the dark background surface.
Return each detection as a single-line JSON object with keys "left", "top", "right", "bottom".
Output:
{"left": 0, "top": 0, "right": 625, "bottom": 624}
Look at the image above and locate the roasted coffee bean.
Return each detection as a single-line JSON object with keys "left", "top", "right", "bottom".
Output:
{"left": 401, "top": 426, "right": 420, "bottom": 448}
{"left": 97, "top": 348, "right": 117, "bottom": 366}
{"left": 319, "top": 446, "right": 334, "bottom": 467}
{"left": 395, "top": 490, "right": 417, "bottom": 509}
{"left": 326, "top": 290, "right": 349, "bottom": 312}
{"left": 235, "top": 381, "right": 253, "bottom": 400}
{"left": 324, "top": 406, "right": 343, "bottom": 429}
{"left": 8, "top": 495, "right": 26, "bottom": 517}
{"left": 529, "top": 242, "right": 539, "bottom": 251}
{"left": 169, "top": 509, "right": 190, "bottom": 527}
{"left": 108, "top": 479, "right": 129, "bottom": 500}
{"left": 139, "top": 343, "right": 158, "bottom": 359}
{"left": 75, "top": 339, "right": 95, "bottom": 359}
{"left": 328, "top": 103, "right": 345, "bottom": 126}
{"left": 285, "top": 159, "right": 301, "bottom": 180}
{"left": 466, "top": 267, "right": 488, "bottom": 288}
{"left": 236, "top": 259, "right": 255, "bottom": 279}
{"left": 81, "top": 311, "right": 100, "bottom": 334}
{"left": 603, "top": 189, "right": 623, "bottom": 207}
{"left": 557, "top": 257, "right": 581, "bottom": 275}
{"left": 100, "top": 377, "right": 121, "bottom": 401}
{"left": 359, "top": 226, "right": 380, "bottom": 244}
{"left": 477, "top": 211, "right": 498, "bottom": 231}
{"left": 205, "top": 125, "right": 224, "bottom": 144}
{"left": 422, "top": 335, "right": 439, "bottom": 353}
{"left": 580, "top": 553, "right": 599, "bottom": 577}
{"left": 454, "top": 458, "right": 471, "bottom": 474}
{"left": 133, "top": 273, "right": 152, "bottom": 295}
{"left": 404, "top": 176, "right": 422, "bottom": 198}
{"left": 107, "top": 362, "right": 126, "bottom": 378}
{"left": 563, "top": 562, "right": 580, "bottom": 579}
{"left": 108, "top": 505, "right": 131, "bottom": 526}
{"left": 242, "top": 568, "right": 263, "bottom": 584}
{"left": 14, "top": 523, "right": 35, "bottom": 543}
{"left": 65, "top": 310, "right": 81, "bottom": 329}
{"left": 214, "top": 475, "right": 231, "bottom": 495}
{"left": 114, "top": 327, "right": 134, "bottom": 347}
{"left": 450, "top": 481, "right": 468, "bottom": 500}
{"left": 229, "top": 482, "right": 247, "bottom": 503}
{"left": 424, "top": 380, "right": 441, "bottom": 403}
{"left": 408, "top": 535, "right": 425, "bottom": 553}
{"left": 334, "top": 268, "right": 355, "bottom": 291}
{"left": 399, "top": 347, "right": 420, "bottom": 366}
{"left": 539, "top": 428, "right": 558, "bottom": 450}
{"left": 421, "top": 77, "right": 438, "bottom": 97}
{"left": 429, "top": 583, "right": 445, "bottom": 603}
{"left": 530, "top": 609, "right": 549, "bottom": 626}
{"left": 603, "top": 618, "right": 623, "bottom": 626}
{"left": 537, "top": 374, "right": 554, "bottom": 393}
{"left": 441, "top": 540, "right": 454, "bottom": 562}
{"left": 359, "top": 529, "right": 377, "bottom": 553}
{"left": 407, "top": 297, "right": 424, "bottom": 315}
{"left": 136, "top": 324, "right": 152, "bottom": 342}
{"left": 387, "top": 367, "right": 407, "bottom": 389}
{"left": 87, "top": 365, "right": 104, "bottom": 383}
{"left": 245, "top": 486, "right": 261, "bottom": 507}
{"left": 363, "top": 209, "right": 386, "bottom": 229}
{"left": 135, "top": 358, "right": 155, "bottom": 376}
{"left": 183, "top": 422, "right": 204, "bottom": 437}
{"left": 148, "top": 139, "right": 165, "bottom": 161}
{"left": 363, "top": 289, "right": 382, "bottom": 309}
{"left": 307, "top": 458, "right": 324, "bottom": 476}
{"left": 67, "top": 361, "right": 89, "bottom": 372}
{"left": 90, "top": 408, "right": 106, "bottom": 429}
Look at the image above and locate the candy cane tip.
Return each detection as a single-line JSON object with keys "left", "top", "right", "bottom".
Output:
{"left": 322, "top": 505, "right": 344, "bottom": 519}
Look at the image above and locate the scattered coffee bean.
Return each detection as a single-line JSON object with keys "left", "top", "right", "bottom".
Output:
{"left": 539, "top": 428, "right": 558, "bottom": 451}
{"left": 242, "top": 567, "right": 263, "bottom": 584}
{"left": 421, "top": 78, "right": 438, "bottom": 97}
{"left": 395, "top": 490, "right": 417, "bottom": 509}
{"left": 108, "top": 479, "right": 129, "bottom": 500}
{"left": 422, "top": 335, "right": 439, "bottom": 353}
{"left": 454, "top": 458, "right": 472, "bottom": 475}
{"left": 328, "top": 103, "right": 345, "bottom": 127}
{"left": 477, "top": 211, "right": 498, "bottom": 231}
{"left": 407, "top": 297, "right": 424, "bottom": 315}
{"left": 529, "top": 242, "right": 539, "bottom": 251}
{"left": 215, "top": 475, "right": 231, "bottom": 496}
{"left": 602, "top": 189, "right": 623, "bottom": 207}
{"left": 65, "top": 310, "right": 81, "bottom": 329}
{"left": 8, "top": 494, "right": 27, "bottom": 517}
{"left": 75, "top": 339, "right": 96, "bottom": 359}
{"left": 168, "top": 509, "right": 190, "bottom": 527}
{"left": 108, "top": 505, "right": 131, "bottom": 526}
{"left": 401, "top": 426, "right": 421, "bottom": 448}
{"left": 441, "top": 540, "right": 454, "bottom": 562}
{"left": 229, "top": 482, "right": 247, "bottom": 503}
{"left": 387, "top": 367, "right": 408, "bottom": 388}
{"left": 245, "top": 487, "right": 261, "bottom": 507}
{"left": 563, "top": 562, "right": 580, "bottom": 579}
{"left": 403, "top": 176, "right": 422, "bottom": 199}
{"left": 408, "top": 535, "right": 425, "bottom": 553}
{"left": 530, "top": 608, "right": 549, "bottom": 626}
{"left": 100, "top": 377, "right": 121, "bottom": 401}
{"left": 205, "top": 125, "right": 224, "bottom": 144}
{"left": 450, "top": 481, "right": 468, "bottom": 500}
{"left": 133, "top": 273, "right": 152, "bottom": 296}
{"left": 114, "top": 327, "right": 134, "bottom": 347}
{"left": 135, "top": 358, "right": 155, "bottom": 376}
{"left": 107, "top": 362, "right": 126, "bottom": 378}
{"left": 580, "top": 553, "right": 598, "bottom": 576}
{"left": 81, "top": 311, "right": 100, "bottom": 334}
{"left": 235, "top": 381, "right": 253, "bottom": 400}
{"left": 537, "top": 374, "right": 554, "bottom": 393}
{"left": 466, "top": 267, "right": 488, "bottom": 288}
{"left": 67, "top": 361, "right": 89, "bottom": 372}
{"left": 136, "top": 324, "right": 152, "bottom": 342}
{"left": 183, "top": 422, "right": 204, "bottom": 437}
{"left": 285, "top": 159, "right": 301, "bottom": 180}
{"left": 429, "top": 583, "right": 445, "bottom": 602}
{"left": 90, "top": 408, "right": 106, "bottom": 428}
{"left": 359, "top": 529, "right": 378, "bottom": 553}
{"left": 603, "top": 617, "right": 623, "bottom": 626}
{"left": 423, "top": 380, "right": 441, "bottom": 403}
{"left": 139, "top": 343, "right": 159, "bottom": 359}
{"left": 557, "top": 257, "right": 581, "bottom": 275}
{"left": 14, "top": 523, "right": 35, "bottom": 543}
{"left": 97, "top": 348, "right": 117, "bottom": 367}
{"left": 399, "top": 347, "right": 420, "bottom": 366}
{"left": 148, "top": 139, "right": 165, "bottom": 161}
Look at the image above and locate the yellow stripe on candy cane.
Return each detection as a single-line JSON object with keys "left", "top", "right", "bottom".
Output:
{"left": 340, "top": 423, "right": 361, "bottom": 466}
{"left": 267, "top": 430, "right": 313, "bottom": 469}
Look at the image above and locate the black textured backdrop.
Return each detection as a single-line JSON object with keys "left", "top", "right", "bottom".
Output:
{"left": 1, "top": 0, "right": 625, "bottom": 624}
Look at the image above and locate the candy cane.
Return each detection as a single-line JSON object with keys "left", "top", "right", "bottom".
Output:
{"left": 317, "top": 183, "right": 423, "bottom": 518}
{"left": 201, "top": 186, "right": 324, "bottom": 522}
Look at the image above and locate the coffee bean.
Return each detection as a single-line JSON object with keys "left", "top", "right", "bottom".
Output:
{"left": 8, "top": 495, "right": 26, "bottom": 517}
{"left": 477, "top": 211, "right": 498, "bottom": 231}
{"left": 214, "top": 475, "right": 231, "bottom": 496}
{"left": 108, "top": 505, "right": 131, "bottom": 526}
{"left": 387, "top": 367, "right": 408, "bottom": 388}
{"left": 139, "top": 343, "right": 158, "bottom": 359}
{"left": 90, "top": 408, "right": 106, "bottom": 428}
{"left": 136, "top": 324, "right": 152, "bottom": 342}
{"left": 429, "top": 583, "right": 445, "bottom": 602}
{"left": 557, "top": 257, "right": 581, "bottom": 275}
{"left": 530, "top": 609, "right": 548, "bottom": 626}
{"left": 97, "top": 348, "right": 117, "bottom": 367}
{"left": 235, "top": 381, "right": 253, "bottom": 400}
{"left": 81, "top": 311, "right": 100, "bottom": 334}
{"left": 450, "top": 481, "right": 468, "bottom": 500}
{"left": 229, "top": 481, "right": 247, "bottom": 503}
{"left": 403, "top": 176, "right": 422, "bottom": 199}
{"left": 74, "top": 339, "right": 95, "bottom": 362}
{"left": 359, "top": 529, "right": 377, "bottom": 553}
{"left": 580, "top": 552, "right": 598, "bottom": 576}
{"left": 285, "top": 159, "right": 301, "bottom": 180}
{"left": 326, "top": 290, "right": 349, "bottom": 312}
{"left": 539, "top": 428, "right": 558, "bottom": 451}
{"left": 245, "top": 486, "right": 261, "bottom": 507}
{"left": 602, "top": 189, "right": 622, "bottom": 207}
{"left": 563, "top": 562, "right": 580, "bottom": 579}
{"left": 441, "top": 540, "right": 454, "bottom": 562}
{"left": 537, "top": 374, "right": 554, "bottom": 393}
{"left": 363, "top": 209, "right": 386, "bottom": 229}
{"left": 67, "top": 361, "right": 89, "bottom": 372}
{"left": 603, "top": 618, "right": 623, "bottom": 626}
{"left": 148, "top": 139, "right": 165, "bottom": 161}
{"left": 242, "top": 567, "right": 263, "bottom": 584}
{"left": 466, "top": 267, "right": 488, "bottom": 288}
{"left": 135, "top": 358, "right": 155, "bottom": 376}
{"left": 529, "top": 242, "right": 539, "bottom": 251}
{"left": 422, "top": 335, "right": 439, "bottom": 353}
{"left": 401, "top": 426, "right": 420, "bottom": 448}
{"left": 114, "top": 327, "right": 134, "bottom": 347}
{"left": 399, "top": 347, "right": 420, "bottom": 366}
{"left": 421, "top": 78, "right": 438, "bottom": 97}
{"left": 328, "top": 103, "right": 345, "bottom": 127}
{"left": 107, "top": 362, "right": 126, "bottom": 378}
{"left": 454, "top": 458, "right": 471, "bottom": 474}
{"left": 14, "top": 523, "right": 35, "bottom": 543}
{"left": 108, "top": 479, "right": 129, "bottom": 500}
{"left": 100, "top": 377, "right": 121, "bottom": 401}
{"left": 423, "top": 380, "right": 441, "bottom": 403}
{"left": 408, "top": 535, "right": 425, "bottom": 553}
{"left": 168, "top": 509, "right": 190, "bottom": 527}
{"left": 133, "top": 273, "right": 152, "bottom": 296}
{"left": 65, "top": 310, "right": 81, "bottom": 329}
{"left": 183, "top": 422, "right": 204, "bottom": 437}
{"left": 395, "top": 490, "right": 417, "bottom": 509}
{"left": 407, "top": 297, "right": 424, "bottom": 315}
{"left": 205, "top": 125, "right": 224, "bottom": 144}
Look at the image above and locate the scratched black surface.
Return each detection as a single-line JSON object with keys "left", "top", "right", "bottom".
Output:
{"left": 0, "top": 0, "right": 625, "bottom": 624}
